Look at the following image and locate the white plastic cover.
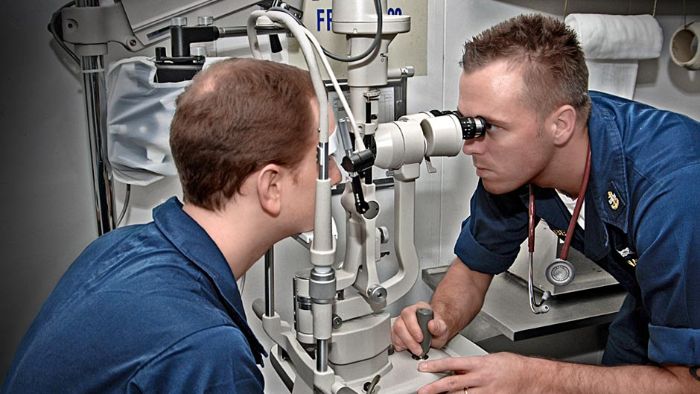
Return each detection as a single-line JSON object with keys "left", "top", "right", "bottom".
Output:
{"left": 106, "top": 56, "right": 224, "bottom": 185}
{"left": 107, "top": 56, "right": 347, "bottom": 186}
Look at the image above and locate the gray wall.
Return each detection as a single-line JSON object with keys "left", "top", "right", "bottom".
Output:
{"left": 1, "top": 0, "right": 97, "bottom": 378}
{"left": 2, "top": 0, "right": 699, "bottom": 389}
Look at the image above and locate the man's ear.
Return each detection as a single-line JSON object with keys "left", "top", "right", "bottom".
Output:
{"left": 256, "top": 164, "right": 284, "bottom": 217}
{"left": 548, "top": 104, "right": 577, "bottom": 146}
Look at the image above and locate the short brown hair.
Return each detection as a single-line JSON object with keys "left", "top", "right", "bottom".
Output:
{"left": 462, "top": 14, "right": 590, "bottom": 123}
{"left": 170, "top": 58, "right": 316, "bottom": 211}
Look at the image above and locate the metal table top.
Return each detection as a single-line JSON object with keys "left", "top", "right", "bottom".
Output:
{"left": 422, "top": 266, "right": 627, "bottom": 341}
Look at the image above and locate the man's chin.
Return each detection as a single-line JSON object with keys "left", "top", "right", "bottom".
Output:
{"left": 294, "top": 227, "right": 315, "bottom": 244}
{"left": 482, "top": 180, "right": 519, "bottom": 195}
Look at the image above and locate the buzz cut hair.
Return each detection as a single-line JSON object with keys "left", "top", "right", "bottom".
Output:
{"left": 461, "top": 14, "right": 591, "bottom": 123}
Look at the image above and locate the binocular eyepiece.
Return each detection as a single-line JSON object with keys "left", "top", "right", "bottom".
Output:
{"left": 429, "top": 110, "right": 489, "bottom": 140}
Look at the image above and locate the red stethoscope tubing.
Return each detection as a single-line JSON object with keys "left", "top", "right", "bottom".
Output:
{"left": 528, "top": 147, "right": 592, "bottom": 258}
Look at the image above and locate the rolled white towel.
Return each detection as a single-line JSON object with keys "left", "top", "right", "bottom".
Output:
{"left": 565, "top": 14, "right": 663, "bottom": 60}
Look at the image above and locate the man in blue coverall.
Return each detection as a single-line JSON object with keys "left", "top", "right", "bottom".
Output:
{"left": 392, "top": 14, "right": 700, "bottom": 393}
{"left": 2, "top": 58, "right": 340, "bottom": 393}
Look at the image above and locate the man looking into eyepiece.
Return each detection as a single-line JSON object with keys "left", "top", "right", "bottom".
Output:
{"left": 3, "top": 58, "right": 341, "bottom": 393}
{"left": 392, "top": 14, "right": 700, "bottom": 394}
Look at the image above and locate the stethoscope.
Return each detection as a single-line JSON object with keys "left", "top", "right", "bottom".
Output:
{"left": 527, "top": 146, "right": 591, "bottom": 314}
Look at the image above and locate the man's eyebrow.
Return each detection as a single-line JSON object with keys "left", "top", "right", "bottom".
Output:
{"left": 456, "top": 109, "right": 510, "bottom": 127}
{"left": 481, "top": 115, "right": 510, "bottom": 127}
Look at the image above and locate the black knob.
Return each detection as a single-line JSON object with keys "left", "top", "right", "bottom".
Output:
{"left": 416, "top": 308, "right": 434, "bottom": 358}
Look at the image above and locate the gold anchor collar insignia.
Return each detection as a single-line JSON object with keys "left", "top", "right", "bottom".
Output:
{"left": 607, "top": 191, "right": 620, "bottom": 210}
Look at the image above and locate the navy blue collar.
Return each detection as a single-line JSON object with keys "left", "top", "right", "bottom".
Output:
{"left": 531, "top": 93, "right": 635, "bottom": 261}
{"left": 578, "top": 92, "right": 638, "bottom": 260}
{"left": 587, "top": 92, "right": 631, "bottom": 234}
{"left": 152, "top": 197, "right": 266, "bottom": 363}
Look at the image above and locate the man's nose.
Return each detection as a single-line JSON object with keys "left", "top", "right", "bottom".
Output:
{"left": 462, "top": 137, "right": 485, "bottom": 155}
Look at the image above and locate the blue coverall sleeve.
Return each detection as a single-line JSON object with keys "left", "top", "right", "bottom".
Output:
{"left": 633, "top": 165, "right": 700, "bottom": 365}
{"left": 127, "top": 325, "right": 264, "bottom": 393}
{"left": 454, "top": 182, "right": 529, "bottom": 274}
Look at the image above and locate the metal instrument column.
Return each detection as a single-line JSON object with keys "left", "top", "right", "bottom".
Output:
{"left": 77, "top": 0, "right": 116, "bottom": 235}
{"left": 265, "top": 248, "right": 275, "bottom": 316}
